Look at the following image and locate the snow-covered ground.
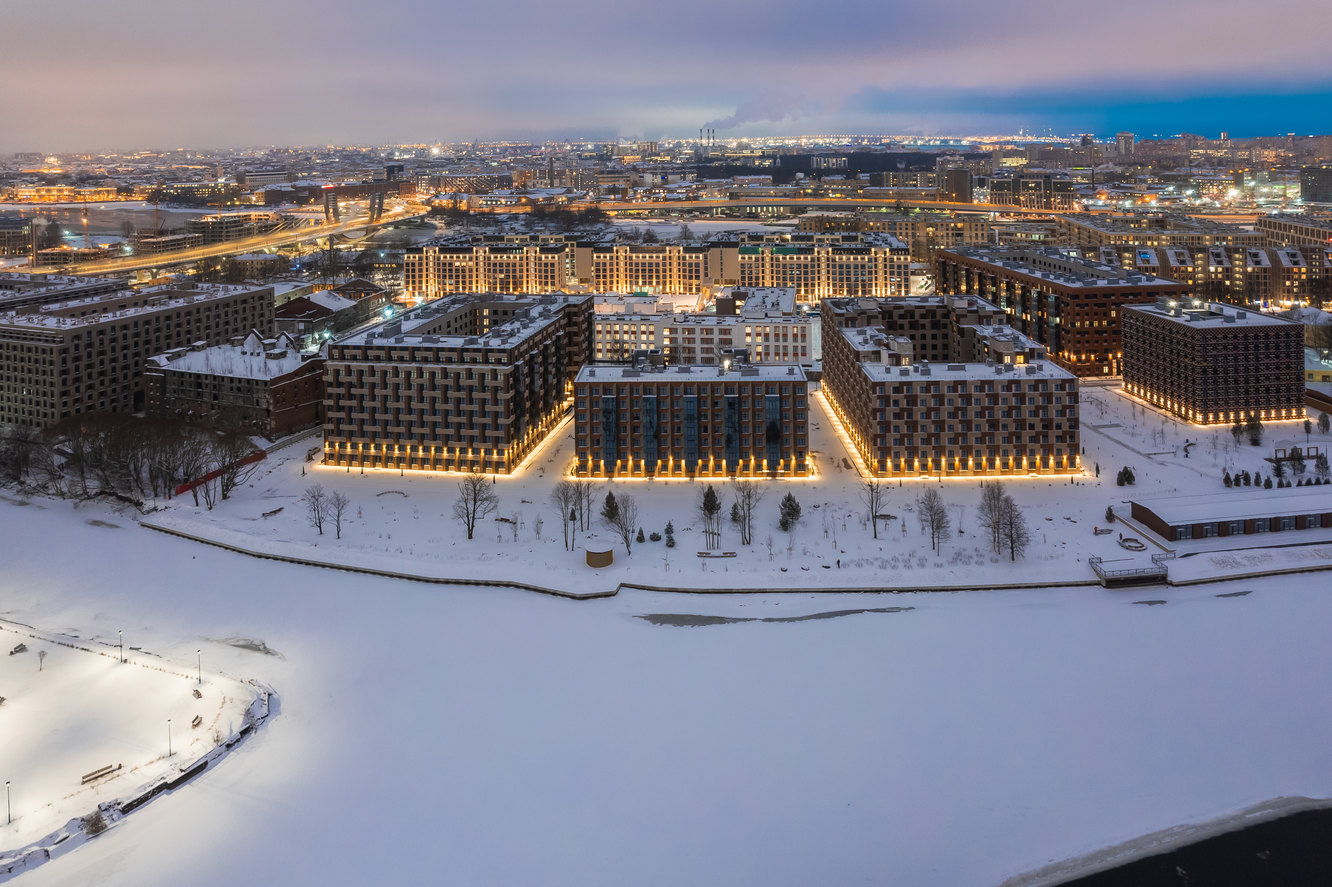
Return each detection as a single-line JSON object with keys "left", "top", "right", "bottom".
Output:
{"left": 0, "top": 622, "right": 259, "bottom": 868}
{"left": 3, "top": 384, "right": 1332, "bottom": 886}
{"left": 142, "top": 385, "right": 1332, "bottom": 594}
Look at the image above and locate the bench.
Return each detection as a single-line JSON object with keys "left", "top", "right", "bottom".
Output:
{"left": 261, "top": 506, "right": 284, "bottom": 518}
{"left": 191, "top": 715, "right": 203, "bottom": 729}
{"left": 81, "top": 763, "right": 121, "bottom": 785}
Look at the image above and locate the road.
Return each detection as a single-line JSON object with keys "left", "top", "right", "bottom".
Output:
{"left": 28, "top": 205, "right": 427, "bottom": 277}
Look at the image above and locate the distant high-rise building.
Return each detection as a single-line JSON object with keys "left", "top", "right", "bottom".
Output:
{"left": 1116, "top": 131, "right": 1135, "bottom": 157}
{"left": 941, "top": 168, "right": 973, "bottom": 204}
{"left": 1300, "top": 166, "right": 1332, "bottom": 204}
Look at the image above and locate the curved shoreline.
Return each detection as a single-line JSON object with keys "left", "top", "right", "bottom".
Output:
{"left": 998, "top": 795, "right": 1332, "bottom": 887}
{"left": 0, "top": 622, "right": 277, "bottom": 884}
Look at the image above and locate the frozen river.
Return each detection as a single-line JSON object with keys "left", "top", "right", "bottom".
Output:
{"left": 2, "top": 493, "right": 1330, "bottom": 887}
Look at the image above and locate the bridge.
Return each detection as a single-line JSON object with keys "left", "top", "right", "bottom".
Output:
{"left": 27, "top": 203, "right": 428, "bottom": 277}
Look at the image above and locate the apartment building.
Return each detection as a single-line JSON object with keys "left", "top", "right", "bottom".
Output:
{"left": 0, "top": 216, "right": 32, "bottom": 257}
{"left": 798, "top": 212, "right": 993, "bottom": 261}
{"left": 0, "top": 274, "right": 126, "bottom": 311}
{"left": 143, "top": 330, "right": 325, "bottom": 438}
{"left": 323, "top": 294, "right": 592, "bottom": 475}
{"left": 591, "top": 287, "right": 814, "bottom": 365}
{"left": 405, "top": 232, "right": 910, "bottom": 302}
{"left": 572, "top": 362, "right": 809, "bottom": 478}
{"left": 989, "top": 173, "right": 1078, "bottom": 211}
{"left": 1255, "top": 213, "right": 1332, "bottom": 246}
{"left": 184, "top": 211, "right": 280, "bottom": 244}
{"left": 935, "top": 246, "right": 1189, "bottom": 376}
{"left": 0, "top": 283, "right": 275, "bottom": 427}
{"left": 1055, "top": 214, "right": 1263, "bottom": 251}
{"left": 820, "top": 296, "right": 1079, "bottom": 477}
{"left": 1121, "top": 299, "right": 1304, "bottom": 425}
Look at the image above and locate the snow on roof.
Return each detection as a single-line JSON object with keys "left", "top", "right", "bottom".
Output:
{"left": 308, "top": 291, "right": 357, "bottom": 313}
{"left": 1127, "top": 301, "right": 1295, "bottom": 328}
{"left": 1133, "top": 487, "right": 1332, "bottom": 526}
{"left": 577, "top": 363, "right": 808, "bottom": 383}
{"left": 146, "top": 331, "right": 319, "bottom": 380}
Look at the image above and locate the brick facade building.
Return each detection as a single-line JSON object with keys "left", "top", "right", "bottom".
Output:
{"left": 573, "top": 362, "right": 809, "bottom": 478}
{"left": 143, "top": 331, "right": 325, "bottom": 438}
{"left": 820, "top": 296, "right": 1080, "bottom": 477}
{"left": 936, "top": 246, "right": 1189, "bottom": 376}
{"left": 323, "top": 294, "right": 591, "bottom": 474}
{"left": 0, "top": 283, "right": 274, "bottom": 427}
{"left": 1121, "top": 300, "right": 1305, "bottom": 425}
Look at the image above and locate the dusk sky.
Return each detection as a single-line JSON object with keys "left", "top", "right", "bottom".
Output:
{"left": 5, "top": 0, "right": 1331, "bottom": 152}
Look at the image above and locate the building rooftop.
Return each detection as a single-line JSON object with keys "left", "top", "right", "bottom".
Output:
{"left": 858, "top": 356, "right": 1074, "bottom": 383}
{"left": 1126, "top": 300, "right": 1297, "bottom": 329}
{"left": 944, "top": 246, "right": 1185, "bottom": 289}
{"left": 336, "top": 293, "right": 590, "bottom": 350}
{"left": 576, "top": 362, "right": 808, "bottom": 383}
{"left": 1133, "top": 487, "right": 1332, "bottom": 526}
{"left": 146, "top": 331, "right": 321, "bottom": 381}
{"left": 0, "top": 283, "right": 270, "bottom": 331}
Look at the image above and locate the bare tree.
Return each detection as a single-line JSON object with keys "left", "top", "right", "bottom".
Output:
{"left": 217, "top": 433, "right": 261, "bottom": 500}
{"left": 328, "top": 490, "right": 350, "bottom": 539}
{"left": 729, "top": 479, "right": 764, "bottom": 545}
{"left": 999, "top": 494, "right": 1031, "bottom": 561}
{"left": 570, "top": 477, "right": 595, "bottom": 531}
{"left": 605, "top": 493, "right": 639, "bottom": 554}
{"left": 550, "top": 480, "right": 578, "bottom": 550}
{"left": 860, "top": 477, "right": 887, "bottom": 539}
{"left": 916, "top": 488, "right": 951, "bottom": 552}
{"left": 303, "top": 484, "right": 328, "bottom": 535}
{"left": 976, "top": 480, "right": 1007, "bottom": 554}
{"left": 453, "top": 470, "right": 498, "bottom": 540}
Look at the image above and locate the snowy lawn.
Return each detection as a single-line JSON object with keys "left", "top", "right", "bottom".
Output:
{"left": 0, "top": 621, "right": 258, "bottom": 853}
{"left": 142, "top": 384, "right": 1332, "bottom": 593}
{"left": 0, "top": 493, "right": 1330, "bottom": 886}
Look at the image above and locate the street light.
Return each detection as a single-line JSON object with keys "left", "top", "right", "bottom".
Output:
{"left": 118, "top": 629, "right": 123, "bottom": 663}
{"left": 167, "top": 719, "right": 172, "bottom": 757}
{"left": 5, "top": 780, "right": 10, "bottom": 825}
{"left": 196, "top": 650, "right": 202, "bottom": 685}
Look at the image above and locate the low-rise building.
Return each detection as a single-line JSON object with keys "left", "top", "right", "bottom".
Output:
{"left": 1121, "top": 299, "right": 1304, "bottom": 425}
{"left": 1130, "top": 488, "right": 1332, "bottom": 543}
{"left": 143, "top": 330, "right": 325, "bottom": 438}
{"left": 573, "top": 362, "right": 809, "bottom": 478}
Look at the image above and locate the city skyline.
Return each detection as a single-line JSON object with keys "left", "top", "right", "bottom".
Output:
{"left": 5, "top": 0, "right": 1332, "bottom": 153}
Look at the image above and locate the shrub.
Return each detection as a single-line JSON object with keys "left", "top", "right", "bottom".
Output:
{"left": 83, "top": 810, "right": 108, "bottom": 836}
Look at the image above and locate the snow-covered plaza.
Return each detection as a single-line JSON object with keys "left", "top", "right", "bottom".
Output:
{"left": 2, "top": 383, "right": 1331, "bottom": 885}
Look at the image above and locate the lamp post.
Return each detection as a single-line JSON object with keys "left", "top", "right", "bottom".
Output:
{"left": 5, "top": 780, "right": 10, "bottom": 825}
{"left": 196, "top": 650, "right": 202, "bottom": 685}
{"left": 118, "top": 629, "right": 123, "bottom": 664}
{"left": 167, "top": 720, "right": 172, "bottom": 757}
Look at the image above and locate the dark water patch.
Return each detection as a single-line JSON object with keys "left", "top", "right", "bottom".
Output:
{"left": 1058, "top": 807, "right": 1332, "bottom": 887}
{"left": 638, "top": 607, "right": 914, "bottom": 627}
{"left": 86, "top": 519, "right": 121, "bottom": 528}
{"left": 1216, "top": 590, "right": 1253, "bottom": 598}
{"left": 208, "top": 636, "right": 283, "bottom": 657}
{"left": 1132, "top": 600, "right": 1168, "bottom": 606}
